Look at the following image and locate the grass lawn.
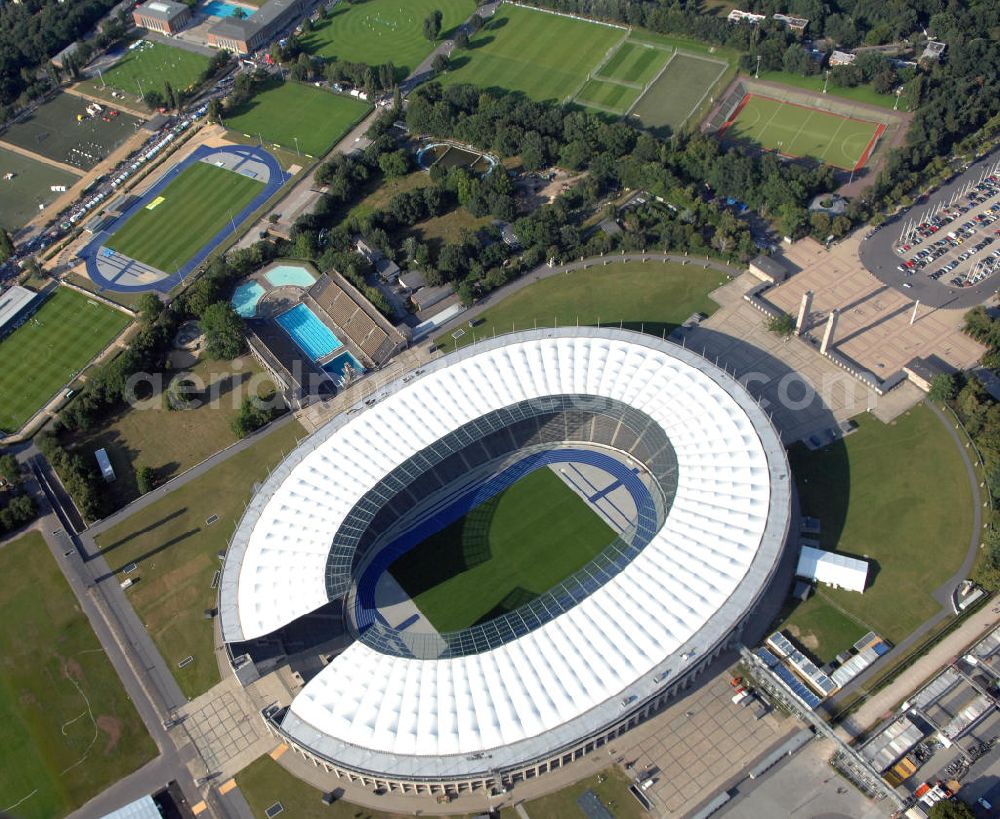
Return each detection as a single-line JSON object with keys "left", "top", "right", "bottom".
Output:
{"left": 596, "top": 40, "right": 670, "bottom": 86}
{"left": 631, "top": 52, "right": 729, "bottom": 135}
{"left": 390, "top": 468, "right": 615, "bottom": 632}
{"left": 66, "top": 271, "right": 149, "bottom": 311}
{"left": 406, "top": 206, "right": 492, "bottom": 254}
{"left": 224, "top": 78, "right": 371, "bottom": 158}
{"left": 86, "top": 41, "right": 210, "bottom": 102}
{"left": 0, "top": 532, "right": 155, "bottom": 819}
{"left": 441, "top": 5, "right": 626, "bottom": 103}
{"left": 66, "top": 354, "right": 276, "bottom": 511}
{"left": 302, "top": 0, "right": 475, "bottom": 76}
{"left": 780, "top": 593, "right": 867, "bottom": 664}
{"left": 0, "top": 288, "right": 130, "bottom": 434}
{"left": 754, "top": 69, "right": 901, "bottom": 111}
{"left": 521, "top": 767, "right": 648, "bottom": 819}
{"left": 786, "top": 404, "right": 973, "bottom": 646}
{"left": 723, "top": 94, "right": 883, "bottom": 170}
{"left": 107, "top": 161, "right": 263, "bottom": 271}
{"left": 2, "top": 92, "right": 139, "bottom": 171}
{"left": 575, "top": 78, "right": 642, "bottom": 114}
{"left": 347, "top": 171, "right": 432, "bottom": 222}
{"left": 236, "top": 755, "right": 504, "bottom": 819}
{"left": 435, "top": 261, "right": 726, "bottom": 353}
{"left": 93, "top": 418, "right": 305, "bottom": 698}
{"left": 0, "top": 146, "right": 80, "bottom": 231}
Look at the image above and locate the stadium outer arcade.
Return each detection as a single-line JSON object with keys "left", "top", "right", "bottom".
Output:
{"left": 217, "top": 327, "right": 793, "bottom": 796}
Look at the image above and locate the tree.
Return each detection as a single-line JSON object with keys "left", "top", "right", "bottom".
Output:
{"left": 378, "top": 149, "right": 410, "bottom": 178}
{"left": 432, "top": 53, "right": 449, "bottom": 74}
{"left": 207, "top": 98, "right": 223, "bottom": 124}
{"left": 767, "top": 313, "right": 796, "bottom": 337}
{"left": 200, "top": 303, "right": 244, "bottom": 359}
{"left": 928, "top": 801, "right": 975, "bottom": 819}
{"left": 135, "top": 293, "right": 163, "bottom": 326}
{"left": 929, "top": 373, "right": 961, "bottom": 402}
{"left": 163, "top": 81, "right": 177, "bottom": 111}
{"left": 0, "top": 228, "right": 13, "bottom": 264}
{"left": 136, "top": 466, "right": 155, "bottom": 494}
{"left": 0, "top": 454, "right": 20, "bottom": 486}
{"left": 455, "top": 31, "right": 470, "bottom": 49}
{"left": 468, "top": 13, "right": 484, "bottom": 33}
{"left": 144, "top": 89, "right": 165, "bottom": 109}
{"left": 232, "top": 6, "right": 246, "bottom": 19}
{"left": 231, "top": 395, "right": 278, "bottom": 438}
{"left": 423, "top": 9, "right": 443, "bottom": 41}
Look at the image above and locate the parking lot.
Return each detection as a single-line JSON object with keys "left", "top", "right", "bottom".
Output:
{"left": 891, "top": 162, "right": 1000, "bottom": 292}
{"left": 861, "top": 151, "right": 1000, "bottom": 308}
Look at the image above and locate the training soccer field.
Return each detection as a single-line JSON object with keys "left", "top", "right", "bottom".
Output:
{"left": 106, "top": 161, "right": 263, "bottom": 271}
{"left": 303, "top": 0, "right": 474, "bottom": 76}
{"left": 2, "top": 92, "right": 140, "bottom": 171}
{"left": 722, "top": 93, "right": 884, "bottom": 170}
{"left": 89, "top": 40, "right": 210, "bottom": 100}
{"left": 223, "top": 78, "right": 371, "bottom": 157}
{"left": 389, "top": 468, "right": 616, "bottom": 633}
{"left": 441, "top": 5, "right": 626, "bottom": 103}
{"left": 631, "top": 52, "right": 728, "bottom": 135}
{"left": 0, "top": 532, "right": 155, "bottom": 819}
{"left": 0, "top": 288, "right": 130, "bottom": 433}
{"left": 0, "top": 146, "right": 79, "bottom": 231}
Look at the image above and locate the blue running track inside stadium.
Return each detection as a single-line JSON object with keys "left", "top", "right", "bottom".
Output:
{"left": 79, "top": 144, "right": 288, "bottom": 294}
{"left": 354, "top": 448, "right": 657, "bottom": 633}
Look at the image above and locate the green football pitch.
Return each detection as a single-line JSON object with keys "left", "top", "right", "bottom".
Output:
{"left": 441, "top": 5, "right": 626, "bottom": 103}
{"left": 224, "top": 78, "right": 371, "bottom": 157}
{"left": 302, "top": 0, "right": 474, "bottom": 76}
{"left": 106, "top": 161, "right": 263, "bottom": 271}
{"left": 723, "top": 93, "right": 883, "bottom": 170}
{"left": 389, "top": 467, "right": 616, "bottom": 633}
{"left": 90, "top": 41, "right": 210, "bottom": 99}
{"left": 0, "top": 288, "right": 130, "bottom": 433}
{"left": 0, "top": 532, "right": 155, "bottom": 819}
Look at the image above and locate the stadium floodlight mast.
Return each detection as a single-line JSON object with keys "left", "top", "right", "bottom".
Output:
{"left": 823, "top": 69, "right": 829, "bottom": 94}
{"left": 755, "top": 55, "right": 761, "bottom": 79}
{"left": 293, "top": 136, "right": 300, "bottom": 157}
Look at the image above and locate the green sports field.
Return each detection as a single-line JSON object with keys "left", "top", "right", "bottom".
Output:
{"left": 723, "top": 93, "right": 883, "bottom": 170}
{"left": 88, "top": 41, "right": 210, "bottom": 101}
{"left": 0, "top": 288, "right": 130, "bottom": 433}
{"left": 0, "top": 146, "right": 79, "bottom": 231}
{"left": 631, "top": 52, "right": 728, "bottom": 135}
{"left": 224, "top": 78, "right": 371, "bottom": 157}
{"left": 442, "top": 5, "right": 626, "bottom": 103}
{"left": 595, "top": 40, "right": 669, "bottom": 86}
{"left": 389, "top": 468, "right": 616, "bottom": 633}
{"left": 0, "top": 532, "right": 155, "bottom": 819}
{"left": 575, "top": 78, "right": 642, "bottom": 114}
{"left": 302, "top": 0, "right": 474, "bottom": 76}
{"left": 106, "top": 161, "right": 263, "bottom": 271}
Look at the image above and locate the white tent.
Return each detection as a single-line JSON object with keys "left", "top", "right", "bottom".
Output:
{"left": 797, "top": 545, "right": 868, "bottom": 593}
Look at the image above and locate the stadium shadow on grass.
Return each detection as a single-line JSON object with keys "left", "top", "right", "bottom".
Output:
{"left": 788, "top": 438, "right": 851, "bottom": 550}
{"left": 475, "top": 586, "right": 539, "bottom": 625}
{"left": 99, "top": 507, "right": 189, "bottom": 554}
{"left": 101, "top": 528, "right": 201, "bottom": 580}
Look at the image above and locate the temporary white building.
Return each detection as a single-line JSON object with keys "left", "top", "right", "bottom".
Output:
{"left": 797, "top": 545, "right": 868, "bottom": 593}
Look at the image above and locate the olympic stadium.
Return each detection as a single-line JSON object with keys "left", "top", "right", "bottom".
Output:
{"left": 218, "top": 327, "right": 792, "bottom": 794}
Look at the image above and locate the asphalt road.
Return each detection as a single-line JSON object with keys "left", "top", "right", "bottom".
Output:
{"left": 860, "top": 149, "right": 1000, "bottom": 309}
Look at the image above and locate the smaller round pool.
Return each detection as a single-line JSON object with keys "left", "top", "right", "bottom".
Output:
{"left": 265, "top": 264, "right": 317, "bottom": 289}
{"left": 231, "top": 280, "right": 265, "bottom": 318}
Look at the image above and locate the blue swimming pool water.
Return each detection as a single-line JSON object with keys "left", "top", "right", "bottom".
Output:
{"left": 323, "top": 350, "right": 364, "bottom": 383}
{"left": 231, "top": 280, "right": 265, "bottom": 318}
{"left": 265, "top": 264, "right": 316, "bottom": 289}
{"left": 276, "top": 304, "right": 342, "bottom": 361}
{"left": 202, "top": 0, "right": 254, "bottom": 17}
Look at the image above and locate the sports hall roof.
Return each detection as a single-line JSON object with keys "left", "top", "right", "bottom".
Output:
{"left": 219, "top": 328, "right": 790, "bottom": 776}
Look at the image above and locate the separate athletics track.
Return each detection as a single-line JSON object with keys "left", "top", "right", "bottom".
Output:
{"left": 78, "top": 144, "right": 287, "bottom": 294}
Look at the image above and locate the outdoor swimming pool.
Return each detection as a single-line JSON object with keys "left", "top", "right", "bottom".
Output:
{"left": 201, "top": 0, "right": 254, "bottom": 17}
{"left": 276, "top": 303, "right": 343, "bottom": 361}
{"left": 265, "top": 264, "right": 317, "bottom": 289}
{"left": 323, "top": 350, "right": 364, "bottom": 384}
{"left": 231, "top": 280, "right": 265, "bottom": 318}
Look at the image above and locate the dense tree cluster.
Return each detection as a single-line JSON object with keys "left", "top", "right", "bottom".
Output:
{"left": 0, "top": 0, "right": 122, "bottom": 111}
{"left": 36, "top": 430, "right": 105, "bottom": 520}
{"left": 231, "top": 394, "right": 280, "bottom": 438}
{"left": 0, "top": 453, "right": 35, "bottom": 534}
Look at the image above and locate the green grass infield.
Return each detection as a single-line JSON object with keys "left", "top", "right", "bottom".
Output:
{"left": 106, "top": 161, "right": 263, "bottom": 272}
{"left": 389, "top": 467, "right": 616, "bottom": 632}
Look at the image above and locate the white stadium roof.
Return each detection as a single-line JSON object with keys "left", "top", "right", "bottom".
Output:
{"left": 219, "top": 328, "right": 790, "bottom": 778}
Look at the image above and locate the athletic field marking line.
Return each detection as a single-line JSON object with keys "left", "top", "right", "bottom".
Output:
{"left": 676, "top": 56, "right": 730, "bottom": 130}
{"left": 625, "top": 49, "right": 677, "bottom": 117}
{"left": 820, "top": 114, "right": 850, "bottom": 165}
{"left": 755, "top": 98, "right": 786, "bottom": 149}
{"left": 567, "top": 28, "right": 631, "bottom": 104}
{"left": 786, "top": 106, "right": 818, "bottom": 158}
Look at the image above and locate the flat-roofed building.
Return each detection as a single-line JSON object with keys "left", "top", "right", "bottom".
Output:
{"left": 0, "top": 285, "right": 39, "bottom": 339}
{"left": 207, "top": 0, "right": 309, "bottom": 55}
{"left": 133, "top": 0, "right": 192, "bottom": 34}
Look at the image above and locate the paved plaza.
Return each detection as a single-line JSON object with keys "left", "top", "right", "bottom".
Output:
{"left": 767, "top": 235, "right": 984, "bottom": 376}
